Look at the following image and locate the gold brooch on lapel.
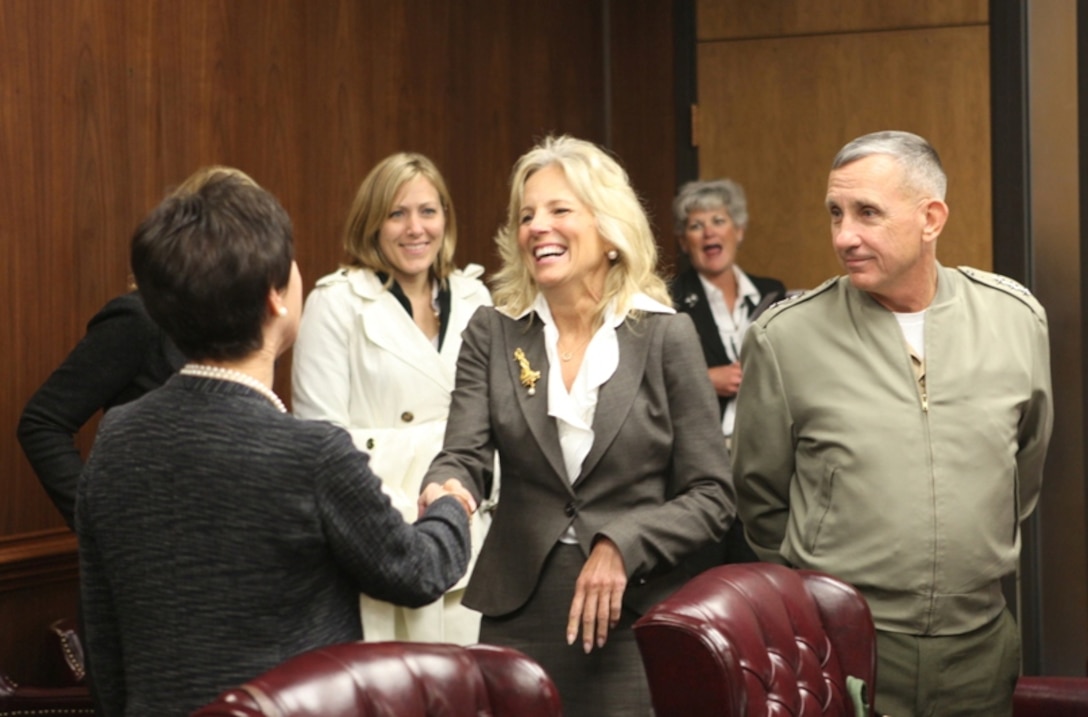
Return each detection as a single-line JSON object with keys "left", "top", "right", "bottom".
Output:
{"left": 513, "top": 348, "right": 541, "bottom": 396}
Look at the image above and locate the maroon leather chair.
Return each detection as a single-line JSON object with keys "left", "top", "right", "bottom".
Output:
{"left": 0, "top": 618, "right": 95, "bottom": 717}
{"left": 0, "top": 677, "right": 94, "bottom": 717}
{"left": 1014, "top": 676, "right": 1088, "bottom": 716}
{"left": 191, "top": 641, "right": 562, "bottom": 717}
{"left": 633, "top": 563, "right": 876, "bottom": 716}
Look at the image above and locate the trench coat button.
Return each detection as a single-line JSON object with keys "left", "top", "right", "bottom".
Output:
{"left": 400, "top": 411, "right": 414, "bottom": 423}
{"left": 564, "top": 502, "right": 576, "bottom": 517}
{"left": 366, "top": 438, "right": 375, "bottom": 450}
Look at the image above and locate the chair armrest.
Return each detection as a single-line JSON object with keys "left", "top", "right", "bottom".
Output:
{"left": 0, "top": 671, "right": 95, "bottom": 716}
{"left": 1013, "top": 676, "right": 1088, "bottom": 717}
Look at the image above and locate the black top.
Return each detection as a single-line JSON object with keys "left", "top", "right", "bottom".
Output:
{"left": 378, "top": 271, "right": 453, "bottom": 350}
{"left": 77, "top": 375, "right": 470, "bottom": 716}
{"left": 17, "top": 292, "right": 185, "bottom": 527}
{"left": 669, "top": 266, "right": 786, "bottom": 420}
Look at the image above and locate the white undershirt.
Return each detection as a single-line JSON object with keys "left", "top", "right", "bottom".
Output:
{"left": 894, "top": 310, "right": 927, "bottom": 360}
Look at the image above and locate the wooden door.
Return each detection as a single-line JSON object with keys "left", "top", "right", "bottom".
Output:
{"left": 693, "top": 1, "right": 991, "bottom": 291}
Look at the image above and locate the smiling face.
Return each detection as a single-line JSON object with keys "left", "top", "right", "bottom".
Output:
{"left": 378, "top": 175, "right": 445, "bottom": 287}
{"left": 679, "top": 207, "right": 743, "bottom": 280}
{"left": 517, "top": 164, "right": 611, "bottom": 300}
{"left": 826, "top": 154, "right": 944, "bottom": 311}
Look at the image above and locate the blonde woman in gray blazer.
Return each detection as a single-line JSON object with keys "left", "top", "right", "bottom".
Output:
{"left": 421, "top": 136, "right": 736, "bottom": 717}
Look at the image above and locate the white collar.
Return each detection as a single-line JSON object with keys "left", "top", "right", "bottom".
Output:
{"left": 697, "top": 265, "right": 761, "bottom": 307}
{"left": 508, "top": 291, "right": 675, "bottom": 322}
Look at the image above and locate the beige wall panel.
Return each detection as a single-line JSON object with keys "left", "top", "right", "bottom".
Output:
{"left": 696, "top": 25, "right": 991, "bottom": 291}
{"left": 698, "top": 0, "right": 987, "bottom": 41}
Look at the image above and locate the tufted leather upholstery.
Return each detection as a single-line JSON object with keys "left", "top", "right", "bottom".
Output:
{"left": 633, "top": 563, "right": 876, "bottom": 716}
{"left": 191, "top": 641, "right": 562, "bottom": 717}
{"left": 0, "top": 618, "right": 94, "bottom": 717}
{"left": 47, "top": 619, "right": 87, "bottom": 687}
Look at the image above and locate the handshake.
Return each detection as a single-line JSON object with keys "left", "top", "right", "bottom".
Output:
{"left": 418, "top": 478, "right": 477, "bottom": 518}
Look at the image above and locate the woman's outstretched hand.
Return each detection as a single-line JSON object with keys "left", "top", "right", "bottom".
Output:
{"left": 419, "top": 478, "right": 477, "bottom": 517}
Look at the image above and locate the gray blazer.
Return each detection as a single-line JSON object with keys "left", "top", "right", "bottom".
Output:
{"left": 424, "top": 305, "right": 736, "bottom": 616}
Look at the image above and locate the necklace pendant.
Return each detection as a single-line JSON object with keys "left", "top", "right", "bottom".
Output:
{"left": 560, "top": 351, "right": 573, "bottom": 362}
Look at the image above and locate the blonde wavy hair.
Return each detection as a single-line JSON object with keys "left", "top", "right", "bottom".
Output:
{"left": 490, "top": 135, "right": 670, "bottom": 321}
{"left": 342, "top": 152, "right": 457, "bottom": 281}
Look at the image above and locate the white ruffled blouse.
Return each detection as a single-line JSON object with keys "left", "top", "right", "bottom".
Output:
{"left": 510, "top": 292, "right": 675, "bottom": 543}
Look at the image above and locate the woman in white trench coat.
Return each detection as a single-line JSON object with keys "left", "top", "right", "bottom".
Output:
{"left": 292, "top": 153, "right": 494, "bottom": 644}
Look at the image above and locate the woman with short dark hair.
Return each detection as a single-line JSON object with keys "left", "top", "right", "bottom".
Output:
{"left": 77, "top": 173, "right": 474, "bottom": 717}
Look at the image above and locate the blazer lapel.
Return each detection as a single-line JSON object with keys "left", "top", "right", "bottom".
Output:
{"left": 439, "top": 277, "right": 481, "bottom": 370}
{"left": 502, "top": 315, "right": 570, "bottom": 488}
{"left": 576, "top": 319, "right": 652, "bottom": 484}
{"left": 353, "top": 275, "right": 452, "bottom": 393}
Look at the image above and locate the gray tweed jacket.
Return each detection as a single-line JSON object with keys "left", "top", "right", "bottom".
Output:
{"left": 77, "top": 374, "right": 469, "bottom": 717}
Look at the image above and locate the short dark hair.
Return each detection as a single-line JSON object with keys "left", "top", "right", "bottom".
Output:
{"left": 131, "top": 174, "right": 294, "bottom": 361}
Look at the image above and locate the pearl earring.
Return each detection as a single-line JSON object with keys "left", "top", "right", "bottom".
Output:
{"left": 607, "top": 249, "right": 619, "bottom": 261}
{"left": 277, "top": 306, "right": 288, "bottom": 317}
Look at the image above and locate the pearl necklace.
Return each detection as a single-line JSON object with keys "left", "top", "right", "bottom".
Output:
{"left": 179, "top": 363, "right": 287, "bottom": 413}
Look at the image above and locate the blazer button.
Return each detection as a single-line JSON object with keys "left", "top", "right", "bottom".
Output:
{"left": 564, "top": 502, "right": 576, "bottom": 517}
{"left": 366, "top": 438, "right": 375, "bottom": 450}
{"left": 400, "top": 411, "right": 414, "bottom": 423}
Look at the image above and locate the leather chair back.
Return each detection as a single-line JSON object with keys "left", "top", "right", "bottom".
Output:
{"left": 1013, "top": 676, "right": 1088, "bottom": 717}
{"left": 633, "top": 563, "right": 876, "bottom": 716}
{"left": 191, "top": 641, "right": 561, "bottom": 717}
{"left": 0, "top": 618, "right": 94, "bottom": 717}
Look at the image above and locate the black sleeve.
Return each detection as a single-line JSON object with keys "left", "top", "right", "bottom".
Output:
{"left": 17, "top": 293, "right": 173, "bottom": 527}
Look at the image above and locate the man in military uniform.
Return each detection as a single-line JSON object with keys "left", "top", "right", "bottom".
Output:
{"left": 732, "top": 130, "right": 1053, "bottom": 717}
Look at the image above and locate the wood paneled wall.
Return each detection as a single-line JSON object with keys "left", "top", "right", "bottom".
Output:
{"left": 693, "top": 0, "right": 991, "bottom": 292}
{"left": 0, "top": 0, "right": 676, "bottom": 683}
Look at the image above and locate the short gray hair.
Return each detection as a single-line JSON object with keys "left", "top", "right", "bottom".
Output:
{"left": 831, "top": 131, "right": 947, "bottom": 201}
{"left": 672, "top": 179, "right": 748, "bottom": 235}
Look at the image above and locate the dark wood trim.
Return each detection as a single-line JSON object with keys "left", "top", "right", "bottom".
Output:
{"left": 673, "top": 0, "right": 697, "bottom": 276}
{"left": 1079, "top": 0, "right": 1088, "bottom": 680}
{"left": 990, "top": 0, "right": 1031, "bottom": 284}
{"left": 675, "top": 0, "right": 698, "bottom": 187}
{"left": 0, "top": 529, "right": 78, "bottom": 594}
{"left": 990, "top": 0, "right": 1040, "bottom": 674}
